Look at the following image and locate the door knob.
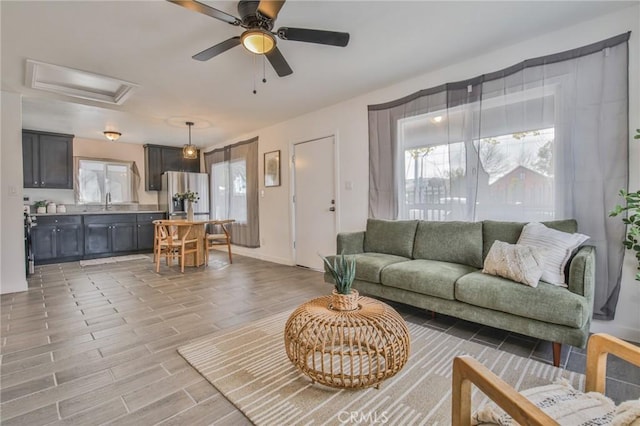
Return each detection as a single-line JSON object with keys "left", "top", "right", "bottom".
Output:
{"left": 329, "top": 207, "right": 335, "bottom": 212}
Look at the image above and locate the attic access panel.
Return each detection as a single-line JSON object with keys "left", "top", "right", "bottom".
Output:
{"left": 25, "top": 59, "right": 139, "bottom": 105}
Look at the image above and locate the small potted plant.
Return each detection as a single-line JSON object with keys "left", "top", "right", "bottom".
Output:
{"left": 34, "top": 200, "right": 47, "bottom": 214}
{"left": 321, "top": 252, "right": 358, "bottom": 310}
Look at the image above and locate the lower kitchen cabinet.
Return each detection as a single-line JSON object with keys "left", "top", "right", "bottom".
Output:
{"left": 32, "top": 215, "right": 83, "bottom": 262}
{"left": 34, "top": 212, "right": 165, "bottom": 265}
{"left": 136, "top": 213, "right": 164, "bottom": 250}
{"left": 84, "top": 214, "right": 137, "bottom": 255}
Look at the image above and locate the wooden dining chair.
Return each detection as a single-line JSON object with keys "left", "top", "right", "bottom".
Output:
{"left": 204, "top": 219, "right": 234, "bottom": 265}
{"left": 153, "top": 220, "right": 199, "bottom": 273}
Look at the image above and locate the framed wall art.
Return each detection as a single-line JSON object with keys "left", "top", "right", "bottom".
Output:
{"left": 264, "top": 150, "right": 281, "bottom": 187}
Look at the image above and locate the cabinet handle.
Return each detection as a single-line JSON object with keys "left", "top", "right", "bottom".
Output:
{"left": 34, "top": 181, "right": 38, "bottom": 185}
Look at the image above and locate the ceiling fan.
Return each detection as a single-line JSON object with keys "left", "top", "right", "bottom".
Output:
{"left": 168, "top": 0, "right": 350, "bottom": 77}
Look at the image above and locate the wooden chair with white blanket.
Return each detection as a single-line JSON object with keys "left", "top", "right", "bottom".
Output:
{"left": 452, "top": 333, "right": 640, "bottom": 425}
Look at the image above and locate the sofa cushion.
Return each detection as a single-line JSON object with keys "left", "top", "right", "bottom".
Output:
{"left": 482, "top": 219, "right": 578, "bottom": 261}
{"left": 413, "top": 221, "right": 483, "bottom": 268}
{"left": 350, "top": 253, "right": 410, "bottom": 284}
{"left": 381, "top": 259, "right": 478, "bottom": 300}
{"left": 517, "top": 222, "right": 589, "bottom": 287}
{"left": 364, "top": 219, "right": 418, "bottom": 258}
{"left": 455, "top": 271, "right": 589, "bottom": 328}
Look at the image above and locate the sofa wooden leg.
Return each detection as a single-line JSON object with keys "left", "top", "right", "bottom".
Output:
{"left": 552, "top": 342, "right": 561, "bottom": 367}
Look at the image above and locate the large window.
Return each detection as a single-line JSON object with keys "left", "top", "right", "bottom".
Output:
{"left": 369, "top": 33, "right": 630, "bottom": 319}
{"left": 77, "top": 159, "right": 133, "bottom": 204}
{"left": 401, "top": 123, "right": 555, "bottom": 222}
{"left": 211, "top": 159, "right": 247, "bottom": 223}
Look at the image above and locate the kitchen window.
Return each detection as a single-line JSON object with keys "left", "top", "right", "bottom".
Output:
{"left": 77, "top": 158, "right": 134, "bottom": 204}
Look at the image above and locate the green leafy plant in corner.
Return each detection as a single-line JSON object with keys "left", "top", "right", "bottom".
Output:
{"left": 320, "top": 252, "right": 356, "bottom": 294}
{"left": 609, "top": 129, "right": 640, "bottom": 281}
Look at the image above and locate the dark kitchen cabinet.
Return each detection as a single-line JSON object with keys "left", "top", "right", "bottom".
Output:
{"left": 84, "top": 214, "right": 137, "bottom": 255}
{"left": 136, "top": 213, "right": 164, "bottom": 250}
{"left": 32, "top": 212, "right": 165, "bottom": 264}
{"left": 23, "top": 130, "right": 73, "bottom": 189}
{"left": 144, "top": 144, "right": 200, "bottom": 190}
{"left": 32, "top": 216, "right": 83, "bottom": 263}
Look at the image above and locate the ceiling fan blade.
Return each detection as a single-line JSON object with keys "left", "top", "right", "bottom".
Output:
{"left": 277, "top": 27, "right": 349, "bottom": 47}
{"left": 265, "top": 47, "right": 293, "bottom": 77}
{"left": 193, "top": 37, "right": 241, "bottom": 61}
{"left": 257, "top": 0, "right": 286, "bottom": 20}
{"left": 168, "top": 0, "right": 240, "bottom": 25}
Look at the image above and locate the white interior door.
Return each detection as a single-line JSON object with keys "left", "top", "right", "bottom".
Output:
{"left": 294, "top": 136, "right": 336, "bottom": 270}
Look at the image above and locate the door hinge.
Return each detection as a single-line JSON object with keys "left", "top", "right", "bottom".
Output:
{"left": 291, "top": 155, "right": 295, "bottom": 164}
{"left": 293, "top": 195, "right": 296, "bottom": 203}
{"left": 293, "top": 241, "right": 296, "bottom": 248}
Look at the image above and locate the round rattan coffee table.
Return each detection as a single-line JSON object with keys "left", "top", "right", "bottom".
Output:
{"left": 284, "top": 294, "right": 410, "bottom": 389}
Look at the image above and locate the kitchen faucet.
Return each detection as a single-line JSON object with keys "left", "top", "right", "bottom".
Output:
{"left": 105, "top": 192, "right": 111, "bottom": 210}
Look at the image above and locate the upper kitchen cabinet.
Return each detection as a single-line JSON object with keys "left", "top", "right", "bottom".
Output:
{"left": 23, "top": 130, "right": 74, "bottom": 189}
{"left": 144, "top": 144, "right": 200, "bottom": 191}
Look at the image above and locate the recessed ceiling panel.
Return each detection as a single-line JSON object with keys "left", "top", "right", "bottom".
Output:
{"left": 25, "top": 59, "right": 139, "bottom": 105}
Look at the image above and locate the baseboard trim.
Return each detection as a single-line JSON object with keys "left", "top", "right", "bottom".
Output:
{"left": 590, "top": 320, "right": 640, "bottom": 343}
{"left": 213, "top": 246, "right": 294, "bottom": 266}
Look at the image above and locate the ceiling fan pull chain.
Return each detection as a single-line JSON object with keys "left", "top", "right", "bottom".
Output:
{"left": 253, "top": 54, "right": 257, "bottom": 94}
{"left": 262, "top": 55, "right": 267, "bottom": 84}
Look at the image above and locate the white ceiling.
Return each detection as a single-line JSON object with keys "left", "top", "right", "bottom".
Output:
{"left": 1, "top": 1, "right": 635, "bottom": 149}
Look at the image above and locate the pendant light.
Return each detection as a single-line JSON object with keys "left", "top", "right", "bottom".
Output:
{"left": 182, "top": 121, "right": 197, "bottom": 159}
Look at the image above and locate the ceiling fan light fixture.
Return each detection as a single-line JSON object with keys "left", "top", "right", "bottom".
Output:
{"left": 103, "top": 131, "right": 121, "bottom": 141}
{"left": 241, "top": 29, "right": 275, "bottom": 54}
{"left": 183, "top": 121, "right": 198, "bottom": 159}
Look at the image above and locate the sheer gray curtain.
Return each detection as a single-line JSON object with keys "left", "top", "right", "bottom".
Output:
{"left": 368, "top": 32, "right": 630, "bottom": 320}
{"left": 203, "top": 137, "right": 260, "bottom": 248}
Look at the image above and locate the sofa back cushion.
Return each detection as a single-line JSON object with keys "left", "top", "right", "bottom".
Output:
{"left": 363, "top": 219, "right": 418, "bottom": 258}
{"left": 482, "top": 219, "right": 578, "bottom": 261}
{"left": 413, "top": 221, "right": 483, "bottom": 268}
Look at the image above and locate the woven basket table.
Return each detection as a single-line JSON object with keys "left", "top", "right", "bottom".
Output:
{"left": 284, "top": 293, "right": 410, "bottom": 389}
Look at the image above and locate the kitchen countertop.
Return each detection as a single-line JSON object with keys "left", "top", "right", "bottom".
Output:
{"left": 33, "top": 210, "right": 166, "bottom": 216}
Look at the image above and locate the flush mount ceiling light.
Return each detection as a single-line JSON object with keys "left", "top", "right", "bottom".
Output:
{"left": 103, "top": 131, "right": 121, "bottom": 141}
{"left": 183, "top": 122, "right": 198, "bottom": 159}
{"left": 241, "top": 29, "right": 275, "bottom": 54}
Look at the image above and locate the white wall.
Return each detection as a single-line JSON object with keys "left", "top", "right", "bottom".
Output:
{"left": 1, "top": 91, "right": 27, "bottom": 294}
{"left": 205, "top": 5, "right": 640, "bottom": 341}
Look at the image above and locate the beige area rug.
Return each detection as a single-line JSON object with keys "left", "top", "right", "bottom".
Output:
{"left": 178, "top": 311, "right": 584, "bottom": 425}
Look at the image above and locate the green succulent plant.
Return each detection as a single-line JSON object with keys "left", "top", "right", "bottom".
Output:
{"left": 320, "top": 252, "right": 356, "bottom": 294}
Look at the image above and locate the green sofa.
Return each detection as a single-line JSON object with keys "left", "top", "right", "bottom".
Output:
{"left": 326, "top": 219, "right": 595, "bottom": 367}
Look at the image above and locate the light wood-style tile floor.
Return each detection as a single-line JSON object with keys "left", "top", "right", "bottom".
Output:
{"left": 1, "top": 253, "right": 638, "bottom": 425}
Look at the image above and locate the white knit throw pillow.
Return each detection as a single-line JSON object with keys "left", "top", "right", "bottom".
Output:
{"left": 482, "top": 241, "right": 545, "bottom": 287}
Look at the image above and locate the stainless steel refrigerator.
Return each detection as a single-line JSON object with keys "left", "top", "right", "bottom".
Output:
{"left": 159, "top": 171, "right": 210, "bottom": 220}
